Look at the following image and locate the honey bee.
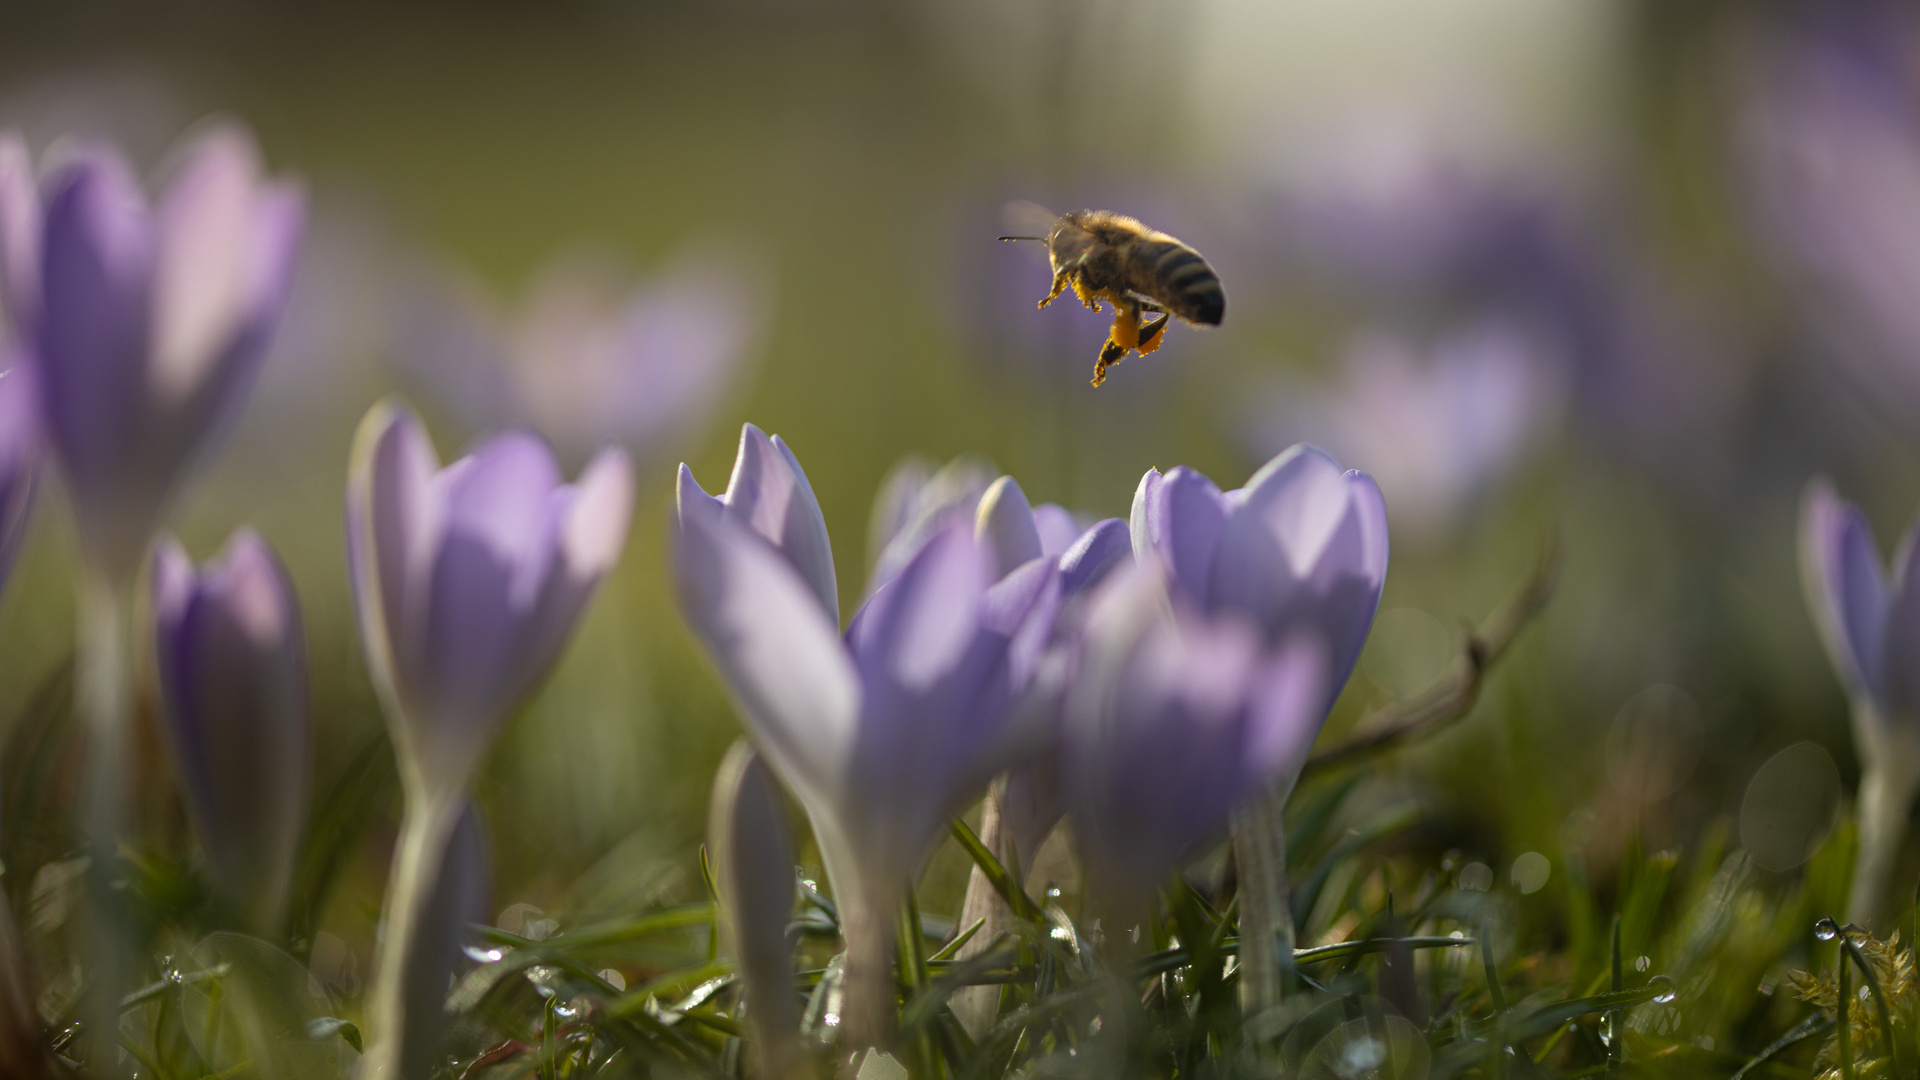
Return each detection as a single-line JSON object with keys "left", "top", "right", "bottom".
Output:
{"left": 1001, "top": 205, "right": 1224, "bottom": 387}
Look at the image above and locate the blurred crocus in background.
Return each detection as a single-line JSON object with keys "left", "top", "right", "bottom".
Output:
{"left": 400, "top": 245, "right": 765, "bottom": 467}
{"left": 1799, "top": 479, "right": 1920, "bottom": 926}
{"left": 1242, "top": 320, "right": 1562, "bottom": 540}
{"left": 708, "top": 740, "right": 801, "bottom": 1078}
{"left": 676, "top": 427, "right": 1061, "bottom": 1046}
{"left": 151, "top": 529, "right": 310, "bottom": 934}
{"left": 867, "top": 453, "right": 998, "bottom": 597}
{"left": 1740, "top": 2, "right": 1920, "bottom": 417}
{"left": 346, "top": 399, "right": 633, "bottom": 1075}
{"left": 1132, "top": 445, "right": 1387, "bottom": 1012}
{"left": 0, "top": 121, "right": 304, "bottom": 1058}
{"left": 2, "top": 123, "right": 305, "bottom": 582}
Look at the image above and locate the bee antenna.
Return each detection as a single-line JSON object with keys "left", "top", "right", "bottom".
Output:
{"left": 997, "top": 235, "right": 1046, "bottom": 242}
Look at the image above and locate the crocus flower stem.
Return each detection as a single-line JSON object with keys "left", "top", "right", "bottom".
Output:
{"left": 1231, "top": 776, "right": 1300, "bottom": 1016}
{"left": 76, "top": 565, "right": 137, "bottom": 1077}
{"left": 838, "top": 881, "right": 905, "bottom": 1050}
{"left": 1849, "top": 708, "right": 1920, "bottom": 927}
{"left": 362, "top": 788, "right": 465, "bottom": 1080}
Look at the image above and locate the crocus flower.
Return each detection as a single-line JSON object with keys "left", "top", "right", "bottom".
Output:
{"left": 0, "top": 364, "right": 39, "bottom": 595}
{"left": 1741, "top": 4, "right": 1920, "bottom": 416}
{"left": 2, "top": 124, "right": 305, "bottom": 582}
{"left": 1065, "top": 562, "right": 1329, "bottom": 926}
{"left": 675, "top": 432, "right": 1059, "bottom": 1045}
{"left": 1800, "top": 478, "right": 1920, "bottom": 924}
{"left": 1242, "top": 321, "right": 1562, "bottom": 539}
{"left": 151, "top": 529, "right": 310, "bottom": 932}
{"left": 1132, "top": 444, "right": 1388, "bottom": 695}
{"left": 347, "top": 399, "right": 635, "bottom": 802}
{"left": 1132, "top": 444, "right": 1386, "bottom": 1011}
{"left": 347, "top": 398, "right": 632, "bottom": 1076}
{"left": 709, "top": 741, "right": 800, "bottom": 1078}
{"left": 400, "top": 246, "right": 763, "bottom": 467}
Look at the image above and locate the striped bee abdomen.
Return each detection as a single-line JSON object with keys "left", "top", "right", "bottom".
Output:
{"left": 1140, "top": 239, "right": 1224, "bottom": 326}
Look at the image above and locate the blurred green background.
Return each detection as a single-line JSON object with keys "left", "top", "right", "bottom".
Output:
{"left": 0, "top": 0, "right": 1911, "bottom": 990}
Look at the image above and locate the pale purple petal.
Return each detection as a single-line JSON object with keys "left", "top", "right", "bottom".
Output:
{"left": 150, "top": 125, "right": 268, "bottom": 400}
{"left": 975, "top": 476, "right": 1043, "bottom": 580}
{"left": 1210, "top": 445, "right": 1387, "bottom": 691}
{"left": 1129, "top": 468, "right": 1163, "bottom": 564}
{"left": 36, "top": 147, "right": 155, "bottom": 565}
{"left": 1801, "top": 478, "right": 1890, "bottom": 702}
{"left": 1031, "top": 504, "right": 1081, "bottom": 559}
{"left": 721, "top": 424, "right": 838, "bottom": 622}
{"left": 1059, "top": 518, "right": 1130, "bottom": 596}
{"left": 1880, "top": 513, "right": 1920, "bottom": 717}
{"left": 1149, "top": 466, "right": 1231, "bottom": 599}
{"left": 674, "top": 504, "right": 861, "bottom": 812}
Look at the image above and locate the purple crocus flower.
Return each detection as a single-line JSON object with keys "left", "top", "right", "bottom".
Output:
{"left": 674, "top": 433, "right": 1060, "bottom": 1046}
{"left": 1242, "top": 320, "right": 1562, "bottom": 540}
{"left": 709, "top": 741, "right": 801, "bottom": 1078}
{"left": 1132, "top": 444, "right": 1388, "bottom": 695}
{"left": 1065, "top": 563, "right": 1329, "bottom": 924}
{"left": 1741, "top": 4, "right": 1920, "bottom": 415}
{"left": 1800, "top": 478, "right": 1920, "bottom": 923}
{"left": 347, "top": 399, "right": 635, "bottom": 800}
{"left": 0, "top": 364, "right": 39, "bottom": 594}
{"left": 1, "top": 124, "right": 304, "bottom": 581}
{"left": 401, "top": 246, "right": 763, "bottom": 467}
{"left": 1131, "top": 443, "right": 1385, "bottom": 1009}
{"left": 347, "top": 398, "right": 631, "bottom": 1073}
{"left": 151, "top": 529, "right": 310, "bottom": 932}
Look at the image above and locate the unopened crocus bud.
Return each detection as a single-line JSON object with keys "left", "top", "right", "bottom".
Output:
{"left": 152, "top": 529, "right": 310, "bottom": 932}
{"left": 7, "top": 124, "right": 305, "bottom": 582}
{"left": 1801, "top": 478, "right": 1920, "bottom": 924}
{"left": 709, "top": 741, "right": 800, "bottom": 1078}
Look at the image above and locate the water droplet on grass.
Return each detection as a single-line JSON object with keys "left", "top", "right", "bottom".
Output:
{"left": 464, "top": 946, "right": 505, "bottom": 963}
{"left": 1649, "top": 975, "right": 1676, "bottom": 1003}
{"left": 1815, "top": 919, "right": 1840, "bottom": 941}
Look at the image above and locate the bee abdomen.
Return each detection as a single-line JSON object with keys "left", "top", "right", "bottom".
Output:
{"left": 1143, "top": 240, "right": 1224, "bottom": 326}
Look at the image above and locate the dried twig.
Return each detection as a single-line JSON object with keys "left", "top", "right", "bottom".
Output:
{"left": 1303, "top": 533, "right": 1559, "bottom": 777}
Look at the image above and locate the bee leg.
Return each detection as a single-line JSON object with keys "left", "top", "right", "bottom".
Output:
{"left": 1039, "top": 271, "right": 1070, "bottom": 310}
{"left": 1092, "top": 337, "right": 1127, "bottom": 387}
{"left": 1135, "top": 313, "right": 1171, "bottom": 356}
{"left": 1072, "top": 279, "right": 1104, "bottom": 313}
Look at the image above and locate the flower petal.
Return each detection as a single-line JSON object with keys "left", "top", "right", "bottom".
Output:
{"left": 674, "top": 503, "right": 861, "bottom": 814}
{"left": 1149, "top": 466, "right": 1230, "bottom": 599}
{"left": 721, "top": 423, "right": 838, "bottom": 623}
{"left": 1059, "top": 518, "right": 1130, "bottom": 596}
{"left": 1801, "top": 478, "right": 1891, "bottom": 702}
{"left": 1032, "top": 503, "right": 1081, "bottom": 558}
{"left": 975, "top": 475, "right": 1043, "bottom": 579}
{"left": 151, "top": 125, "right": 267, "bottom": 403}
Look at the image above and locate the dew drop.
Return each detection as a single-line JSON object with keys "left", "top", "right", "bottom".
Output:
{"left": 1634, "top": 955, "right": 1650, "bottom": 972}
{"left": 464, "top": 946, "right": 506, "bottom": 964}
{"left": 1649, "top": 975, "right": 1677, "bottom": 1004}
{"left": 1815, "top": 919, "right": 1840, "bottom": 941}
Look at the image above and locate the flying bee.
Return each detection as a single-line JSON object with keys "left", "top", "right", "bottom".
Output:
{"left": 1001, "top": 204, "right": 1224, "bottom": 387}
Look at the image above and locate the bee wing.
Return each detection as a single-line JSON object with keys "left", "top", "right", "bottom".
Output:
{"left": 999, "top": 200, "right": 1060, "bottom": 240}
